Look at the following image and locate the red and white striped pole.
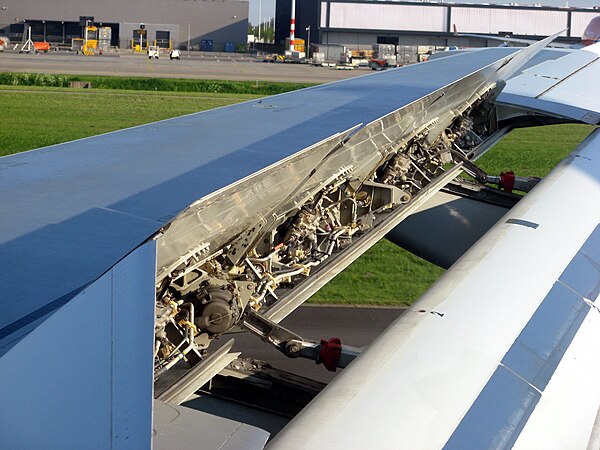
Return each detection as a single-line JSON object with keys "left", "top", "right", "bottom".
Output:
{"left": 289, "top": 0, "right": 296, "bottom": 52}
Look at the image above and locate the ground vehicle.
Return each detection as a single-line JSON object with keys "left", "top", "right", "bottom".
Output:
{"left": 368, "top": 58, "right": 388, "bottom": 70}
{"left": 0, "top": 36, "right": 9, "bottom": 52}
{"left": 169, "top": 49, "right": 180, "bottom": 60}
{"left": 148, "top": 46, "right": 159, "bottom": 59}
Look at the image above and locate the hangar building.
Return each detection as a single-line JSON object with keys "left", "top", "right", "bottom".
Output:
{"left": 0, "top": 0, "right": 248, "bottom": 51}
{"left": 275, "top": 0, "right": 600, "bottom": 49}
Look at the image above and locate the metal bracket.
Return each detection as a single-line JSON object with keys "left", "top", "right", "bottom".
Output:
{"left": 241, "top": 309, "right": 361, "bottom": 372}
{"left": 451, "top": 148, "right": 540, "bottom": 193}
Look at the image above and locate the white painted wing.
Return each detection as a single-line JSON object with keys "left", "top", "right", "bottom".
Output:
{"left": 456, "top": 32, "right": 573, "bottom": 49}
{"left": 499, "top": 43, "right": 600, "bottom": 124}
{"left": 268, "top": 130, "right": 600, "bottom": 449}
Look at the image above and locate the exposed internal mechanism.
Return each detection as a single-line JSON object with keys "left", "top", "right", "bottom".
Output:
{"left": 153, "top": 90, "right": 497, "bottom": 378}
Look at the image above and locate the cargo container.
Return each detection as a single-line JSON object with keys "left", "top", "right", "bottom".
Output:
{"left": 98, "top": 27, "right": 111, "bottom": 52}
{"left": 311, "top": 43, "right": 346, "bottom": 63}
{"left": 396, "top": 45, "right": 419, "bottom": 64}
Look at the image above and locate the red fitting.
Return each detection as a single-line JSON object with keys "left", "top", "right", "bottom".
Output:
{"left": 319, "top": 338, "right": 342, "bottom": 372}
{"left": 499, "top": 171, "right": 515, "bottom": 193}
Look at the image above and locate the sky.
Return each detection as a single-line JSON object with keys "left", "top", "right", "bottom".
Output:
{"left": 249, "top": 0, "right": 276, "bottom": 26}
{"left": 248, "top": 0, "right": 600, "bottom": 25}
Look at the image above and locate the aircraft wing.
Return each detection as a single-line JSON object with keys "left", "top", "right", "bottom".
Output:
{"left": 1, "top": 32, "right": 599, "bottom": 448}
{"left": 269, "top": 128, "right": 600, "bottom": 449}
{"left": 498, "top": 43, "right": 600, "bottom": 125}
{"left": 455, "top": 32, "right": 574, "bottom": 49}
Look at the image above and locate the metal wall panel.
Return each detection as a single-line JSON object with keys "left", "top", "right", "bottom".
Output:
{"left": 571, "top": 12, "right": 600, "bottom": 38}
{"left": 329, "top": 3, "right": 447, "bottom": 32}
{"left": 451, "top": 7, "right": 567, "bottom": 36}
{"left": 121, "top": 22, "right": 180, "bottom": 49}
{"left": 322, "top": 30, "right": 473, "bottom": 47}
{"left": 0, "top": 0, "right": 248, "bottom": 47}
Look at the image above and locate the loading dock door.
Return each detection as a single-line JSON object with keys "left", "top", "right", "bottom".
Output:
{"left": 156, "top": 30, "right": 170, "bottom": 48}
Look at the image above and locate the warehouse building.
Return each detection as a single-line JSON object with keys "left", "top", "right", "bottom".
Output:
{"left": 276, "top": 0, "right": 600, "bottom": 50}
{"left": 0, "top": 0, "right": 248, "bottom": 51}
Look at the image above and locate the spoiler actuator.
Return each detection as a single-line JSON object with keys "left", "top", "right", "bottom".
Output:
{"left": 241, "top": 310, "right": 361, "bottom": 372}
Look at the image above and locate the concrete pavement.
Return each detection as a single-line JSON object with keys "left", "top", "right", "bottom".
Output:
{"left": 0, "top": 51, "right": 371, "bottom": 83}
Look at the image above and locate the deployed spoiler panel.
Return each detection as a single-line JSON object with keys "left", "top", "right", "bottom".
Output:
{"left": 0, "top": 46, "right": 528, "bottom": 356}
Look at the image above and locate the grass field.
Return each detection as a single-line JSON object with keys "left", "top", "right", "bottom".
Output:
{"left": 0, "top": 86, "right": 261, "bottom": 156}
{"left": 1, "top": 85, "right": 595, "bottom": 305}
{"left": 0, "top": 72, "right": 315, "bottom": 95}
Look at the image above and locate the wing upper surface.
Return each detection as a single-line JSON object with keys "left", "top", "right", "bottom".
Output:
{"left": 0, "top": 48, "right": 523, "bottom": 352}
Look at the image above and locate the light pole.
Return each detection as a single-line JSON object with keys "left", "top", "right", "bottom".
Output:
{"left": 85, "top": 19, "right": 91, "bottom": 49}
{"left": 258, "top": 0, "right": 262, "bottom": 42}
{"left": 289, "top": 0, "right": 296, "bottom": 52}
{"left": 305, "top": 25, "right": 310, "bottom": 58}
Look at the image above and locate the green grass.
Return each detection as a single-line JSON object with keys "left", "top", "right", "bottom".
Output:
{"left": 0, "top": 88, "right": 261, "bottom": 156}
{"left": 477, "top": 124, "right": 596, "bottom": 177}
{"left": 1, "top": 85, "right": 596, "bottom": 305}
{"left": 309, "top": 123, "right": 597, "bottom": 305}
{"left": 0, "top": 72, "right": 316, "bottom": 95}
{"left": 309, "top": 239, "right": 445, "bottom": 306}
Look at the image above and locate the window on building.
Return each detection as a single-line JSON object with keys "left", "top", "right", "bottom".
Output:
{"left": 377, "top": 36, "right": 399, "bottom": 45}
